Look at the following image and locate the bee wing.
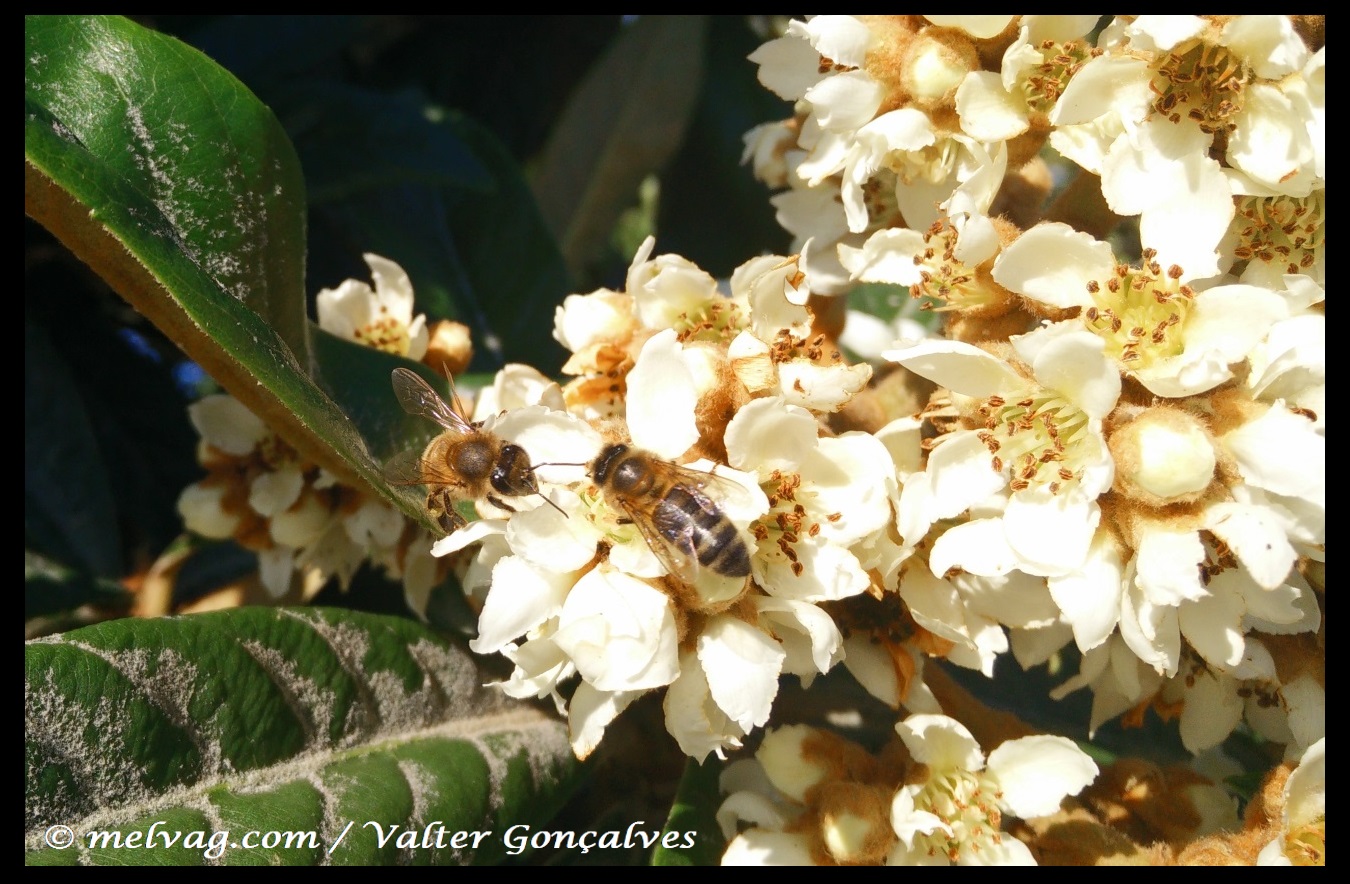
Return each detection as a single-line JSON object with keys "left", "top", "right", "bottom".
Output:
{"left": 618, "top": 496, "right": 702, "bottom": 587}
{"left": 383, "top": 449, "right": 428, "bottom": 486}
{"left": 383, "top": 448, "right": 464, "bottom": 488}
{"left": 391, "top": 367, "right": 473, "bottom": 435}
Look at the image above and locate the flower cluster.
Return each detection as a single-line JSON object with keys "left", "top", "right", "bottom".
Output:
{"left": 169, "top": 13, "right": 1324, "bottom": 866}
{"left": 437, "top": 240, "right": 905, "bottom": 760}
{"left": 178, "top": 255, "right": 445, "bottom": 611}
{"left": 736, "top": 14, "right": 1324, "bottom": 765}
{"left": 718, "top": 715, "right": 1099, "bottom": 865}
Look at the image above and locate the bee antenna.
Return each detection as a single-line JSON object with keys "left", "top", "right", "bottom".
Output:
{"left": 530, "top": 460, "right": 589, "bottom": 470}
{"left": 538, "top": 492, "right": 569, "bottom": 519}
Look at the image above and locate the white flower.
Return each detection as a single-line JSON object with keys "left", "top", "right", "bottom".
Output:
{"left": 993, "top": 222, "right": 1287, "bottom": 398}
{"left": 726, "top": 398, "right": 895, "bottom": 601}
{"left": 316, "top": 253, "right": 428, "bottom": 359}
{"left": 1055, "top": 16, "right": 1317, "bottom": 194}
{"left": 953, "top": 16, "right": 1101, "bottom": 143}
{"left": 1257, "top": 737, "right": 1325, "bottom": 866}
{"left": 886, "top": 333, "right": 1117, "bottom": 578}
{"left": 889, "top": 714, "right": 1098, "bottom": 865}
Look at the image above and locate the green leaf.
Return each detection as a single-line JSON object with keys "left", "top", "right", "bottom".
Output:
{"left": 531, "top": 16, "right": 708, "bottom": 284}
{"left": 652, "top": 757, "right": 725, "bottom": 866}
{"left": 25, "top": 15, "right": 308, "bottom": 360}
{"left": 25, "top": 16, "right": 430, "bottom": 519}
{"left": 26, "top": 607, "right": 579, "bottom": 865}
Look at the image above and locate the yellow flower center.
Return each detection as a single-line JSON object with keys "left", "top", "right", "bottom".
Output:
{"left": 1150, "top": 38, "right": 1249, "bottom": 135}
{"left": 751, "top": 470, "right": 839, "bottom": 577}
{"left": 1082, "top": 252, "right": 1193, "bottom": 371}
{"left": 909, "top": 767, "right": 1007, "bottom": 863}
{"left": 354, "top": 311, "right": 412, "bottom": 356}
{"left": 1285, "top": 815, "right": 1326, "bottom": 866}
{"left": 1020, "top": 39, "right": 1098, "bottom": 116}
{"left": 977, "top": 388, "right": 1093, "bottom": 495}
{"left": 674, "top": 298, "right": 747, "bottom": 344}
{"left": 1232, "top": 189, "right": 1324, "bottom": 278}
{"left": 909, "top": 220, "right": 1002, "bottom": 313}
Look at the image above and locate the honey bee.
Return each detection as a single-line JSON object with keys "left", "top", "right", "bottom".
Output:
{"left": 385, "top": 367, "right": 560, "bottom": 533}
{"left": 590, "top": 443, "right": 752, "bottom": 586}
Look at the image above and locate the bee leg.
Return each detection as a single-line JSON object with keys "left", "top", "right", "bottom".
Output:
{"left": 427, "top": 490, "right": 467, "bottom": 535}
{"left": 486, "top": 494, "right": 517, "bottom": 513}
{"left": 436, "top": 511, "right": 467, "bottom": 534}
{"left": 616, "top": 517, "right": 634, "bottom": 525}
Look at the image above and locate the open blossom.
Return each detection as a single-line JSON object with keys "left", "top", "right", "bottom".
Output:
{"left": 177, "top": 393, "right": 408, "bottom": 600}
{"left": 953, "top": 16, "right": 1103, "bottom": 145}
{"left": 316, "top": 253, "right": 429, "bottom": 359}
{"left": 885, "top": 330, "right": 1118, "bottom": 578}
{"left": 718, "top": 717, "right": 1098, "bottom": 866}
{"left": 746, "top": 16, "right": 1017, "bottom": 291}
{"left": 889, "top": 714, "right": 1098, "bottom": 865}
{"left": 993, "top": 223, "right": 1288, "bottom": 398}
{"left": 1061, "top": 16, "right": 1319, "bottom": 196}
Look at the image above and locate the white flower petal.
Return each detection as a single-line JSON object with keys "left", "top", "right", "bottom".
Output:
{"left": 664, "top": 650, "right": 746, "bottom": 762}
{"left": 1179, "top": 670, "right": 1243, "bottom": 753}
{"left": 890, "top": 785, "right": 952, "bottom": 848}
{"left": 1003, "top": 490, "right": 1098, "bottom": 576}
{"left": 1205, "top": 502, "right": 1296, "bottom": 590}
{"left": 470, "top": 557, "right": 570, "bottom": 654}
{"left": 1178, "top": 590, "right": 1245, "bottom": 670}
{"left": 721, "top": 830, "right": 817, "bottom": 866}
{"left": 554, "top": 568, "right": 680, "bottom": 692}
{"left": 993, "top": 223, "right": 1112, "bottom": 308}
{"left": 930, "top": 519, "right": 1017, "bottom": 578}
{"left": 1229, "top": 84, "right": 1315, "bottom": 194}
{"left": 987, "top": 735, "right": 1098, "bottom": 819}
{"left": 955, "top": 70, "right": 1029, "bottom": 141}
{"left": 804, "top": 70, "right": 883, "bottom": 133}
{"left": 1223, "top": 405, "right": 1324, "bottom": 505}
{"left": 1135, "top": 529, "right": 1206, "bottom": 605}
{"left": 626, "top": 330, "right": 701, "bottom": 459}
{"left": 756, "top": 597, "right": 843, "bottom": 678}
{"left": 1129, "top": 15, "right": 1207, "bottom": 51}
{"left": 698, "top": 616, "right": 786, "bottom": 731}
{"left": 177, "top": 483, "right": 239, "bottom": 539}
{"left": 568, "top": 682, "right": 639, "bottom": 761}
{"left": 792, "top": 15, "right": 874, "bottom": 68}
{"left": 1047, "top": 537, "right": 1124, "bottom": 652}
{"left": 725, "top": 397, "right": 818, "bottom": 474}
{"left": 896, "top": 714, "right": 984, "bottom": 771}
{"left": 1020, "top": 326, "right": 1120, "bottom": 419}
{"left": 188, "top": 394, "right": 266, "bottom": 455}
{"left": 1284, "top": 737, "right": 1325, "bottom": 827}
{"left": 884, "top": 339, "right": 1024, "bottom": 398}
{"left": 842, "top": 635, "right": 901, "bottom": 708}
{"left": 839, "top": 228, "right": 929, "bottom": 285}
{"left": 1051, "top": 56, "right": 1152, "bottom": 127}
{"left": 1119, "top": 581, "right": 1181, "bottom": 676}
{"left": 749, "top": 34, "right": 826, "bottom": 101}
{"left": 921, "top": 432, "right": 1011, "bottom": 524}
{"left": 760, "top": 537, "right": 869, "bottom": 603}
{"left": 957, "top": 837, "right": 1036, "bottom": 865}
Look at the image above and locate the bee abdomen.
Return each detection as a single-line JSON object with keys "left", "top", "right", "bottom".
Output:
{"left": 661, "top": 488, "right": 752, "bottom": 578}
